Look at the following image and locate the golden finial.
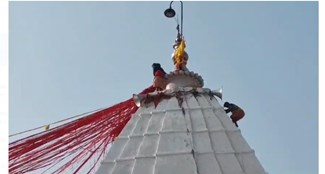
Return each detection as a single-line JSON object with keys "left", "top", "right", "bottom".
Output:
{"left": 164, "top": 1, "right": 188, "bottom": 71}
{"left": 172, "top": 32, "right": 188, "bottom": 71}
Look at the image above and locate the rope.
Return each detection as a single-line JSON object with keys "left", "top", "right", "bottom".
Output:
{"left": 9, "top": 107, "right": 106, "bottom": 137}
{"left": 9, "top": 85, "right": 156, "bottom": 174}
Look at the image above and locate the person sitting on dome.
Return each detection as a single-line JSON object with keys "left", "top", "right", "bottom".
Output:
{"left": 152, "top": 63, "right": 167, "bottom": 91}
{"left": 224, "top": 102, "right": 245, "bottom": 127}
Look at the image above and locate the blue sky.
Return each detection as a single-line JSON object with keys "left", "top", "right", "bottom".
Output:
{"left": 8, "top": 1, "right": 318, "bottom": 174}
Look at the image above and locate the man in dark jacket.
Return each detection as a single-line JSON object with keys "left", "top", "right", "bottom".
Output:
{"left": 224, "top": 102, "right": 245, "bottom": 127}
{"left": 152, "top": 63, "right": 167, "bottom": 91}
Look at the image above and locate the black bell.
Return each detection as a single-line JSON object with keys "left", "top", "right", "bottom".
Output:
{"left": 164, "top": 8, "right": 176, "bottom": 18}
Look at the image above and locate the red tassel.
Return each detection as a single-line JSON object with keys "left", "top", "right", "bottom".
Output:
{"left": 9, "top": 86, "right": 156, "bottom": 174}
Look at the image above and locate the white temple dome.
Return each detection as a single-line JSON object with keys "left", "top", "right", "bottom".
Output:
{"left": 96, "top": 82, "right": 267, "bottom": 174}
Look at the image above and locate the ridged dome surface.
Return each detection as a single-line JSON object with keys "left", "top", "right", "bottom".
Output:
{"left": 96, "top": 87, "right": 266, "bottom": 174}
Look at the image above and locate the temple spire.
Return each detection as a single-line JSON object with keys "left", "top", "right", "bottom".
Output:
{"left": 164, "top": 1, "right": 189, "bottom": 71}
{"left": 172, "top": 30, "right": 189, "bottom": 71}
{"left": 95, "top": 2, "right": 266, "bottom": 174}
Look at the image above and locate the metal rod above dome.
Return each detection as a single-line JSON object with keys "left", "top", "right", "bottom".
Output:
{"left": 164, "top": 1, "right": 183, "bottom": 36}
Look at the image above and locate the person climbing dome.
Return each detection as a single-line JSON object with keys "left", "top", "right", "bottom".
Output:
{"left": 224, "top": 102, "right": 245, "bottom": 127}
{"left": 152, "top": 63, "right": 167, "bottom": 91}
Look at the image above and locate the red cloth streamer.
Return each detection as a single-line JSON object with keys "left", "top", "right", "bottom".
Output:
{"left": 9, "top": 86, "right": 156, "bottom": 174}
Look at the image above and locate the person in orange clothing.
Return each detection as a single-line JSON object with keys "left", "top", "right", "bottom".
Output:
{"left": 152, "top": 63, "right": 168, "bottom": 91}
{"left": 224, "top": 102, "right": 245, "bottom": 127}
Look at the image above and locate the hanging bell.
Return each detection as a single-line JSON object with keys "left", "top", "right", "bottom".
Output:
{"left": 164, "top": 8, "right": 176, "bottom": 18}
